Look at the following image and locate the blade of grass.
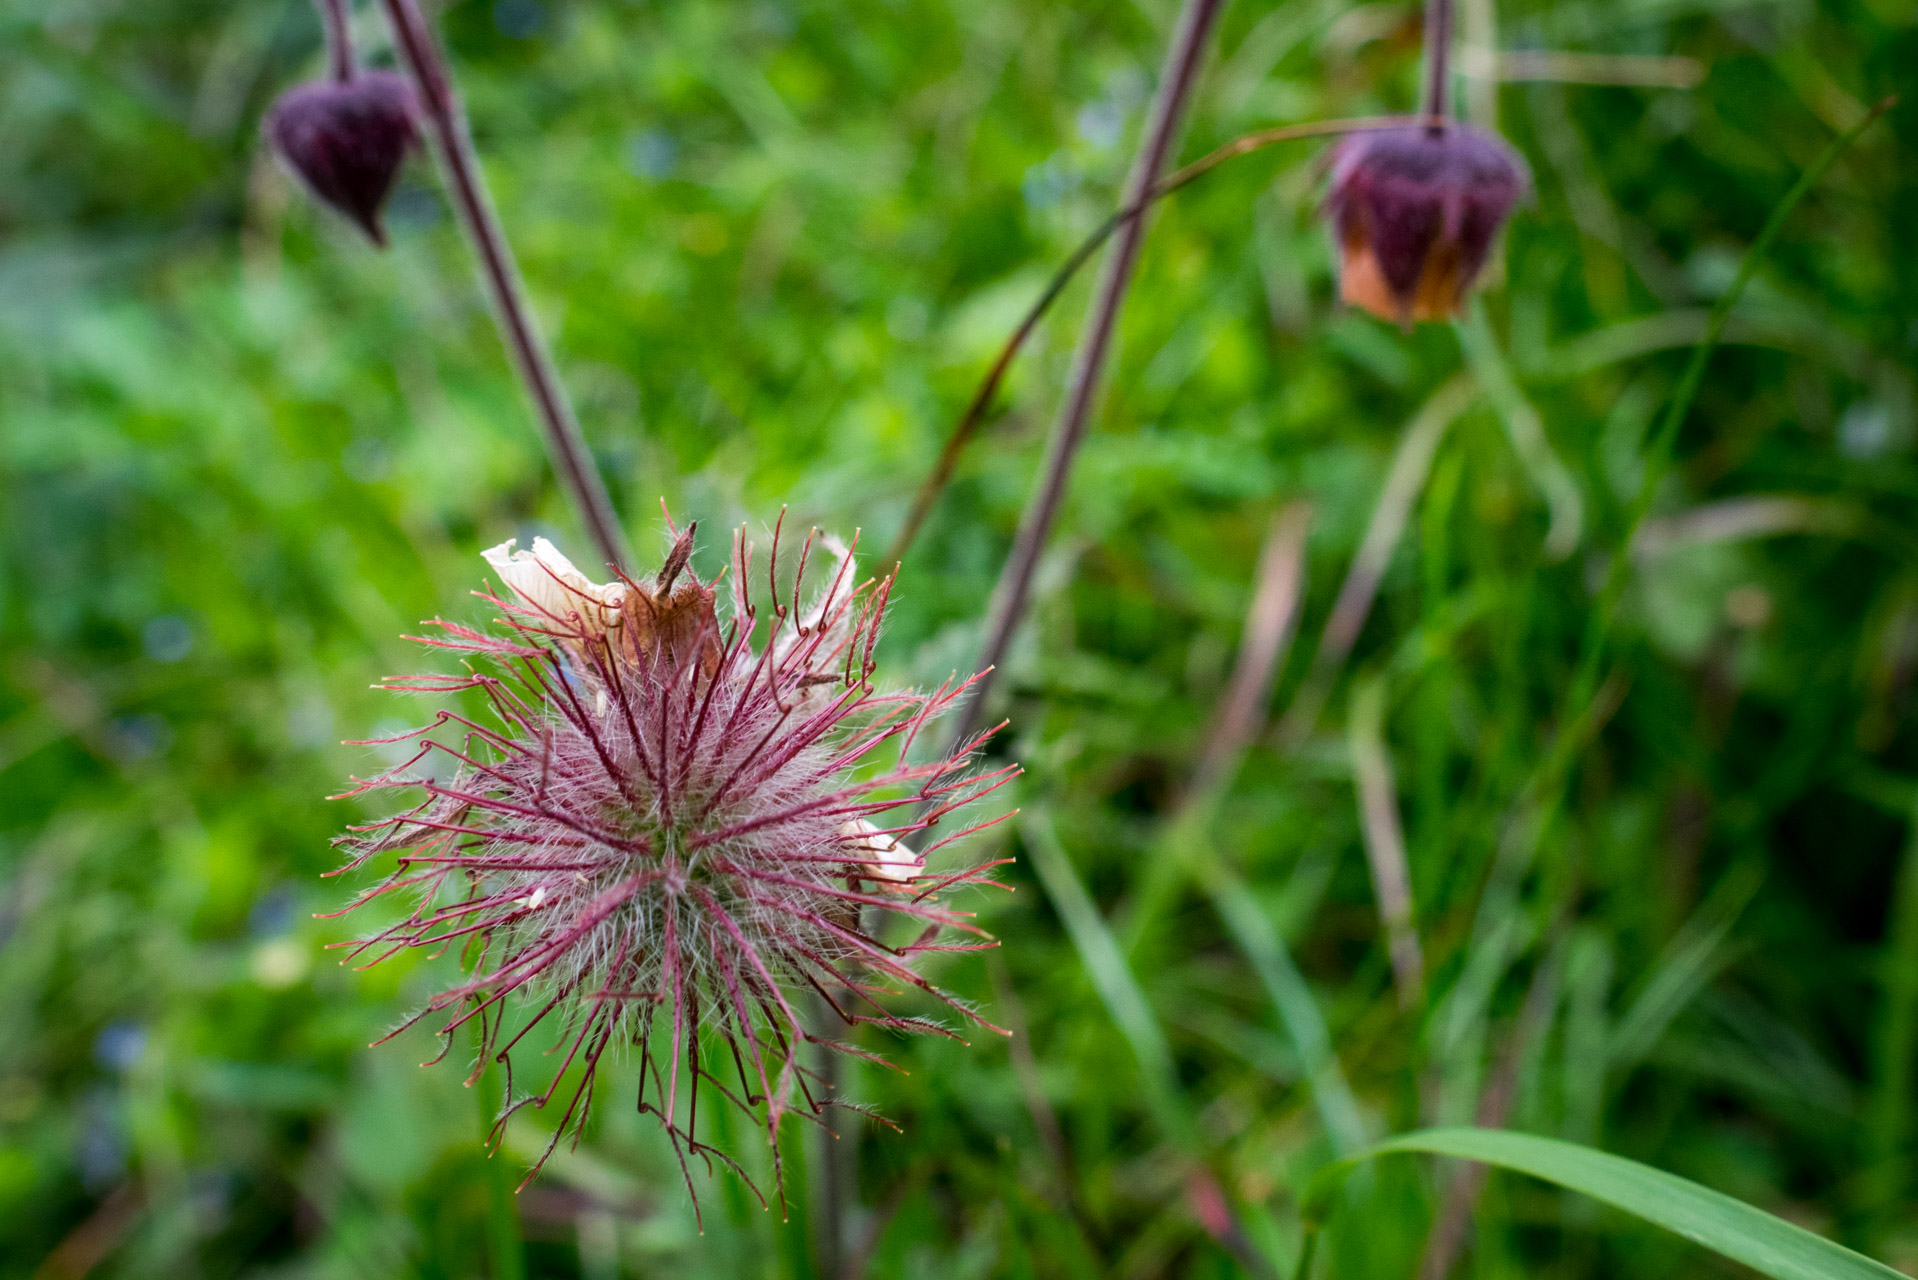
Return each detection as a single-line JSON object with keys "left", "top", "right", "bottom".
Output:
{"left": 1302, "top": 1128, "right": 1907, "bottom": 1280}
{"left": 1193, "top": 502, "right": 1314, "bottom": 798}
{"left": 1125, "top": 503, "right": 1312, "bottom": 940}
{"left": 1454, "top": 298, "right": 1584, "bottom": 562}
{"left": 1416, "top": 940, "right": 1565, "bottom": 1280}
{"left": 1021, "top": 807, "right": 1187, "bottom": 1145}
{"left": 1561, "top": 97, "right": 1895, "bottom": 733}
{"left": 1022, "top": 808, "right": 1281, "bottom": 1278}
{"left": 1277, "top": 375, "right": 1478, "bottom": 749}
{"left": 1348, "top": 677, "right": 1425, "bottom": 1011}
{"left": 1607, "top": 863, "right": 1761, "bottom": 1069}
{"left": 1111, "top": 507, "right": 1365, "bottom": 1156}
{"left": 1200, "top": 857, "right": 1368, "bottom": 1155}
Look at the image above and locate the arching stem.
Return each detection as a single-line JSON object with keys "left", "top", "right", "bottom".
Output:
{"left": 887, "top": 115, "right": 1419, "bottom": 568}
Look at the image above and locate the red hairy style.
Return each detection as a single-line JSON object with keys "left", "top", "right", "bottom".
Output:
{"left": 328, "top": 515, "right": 1017, "bottom": 1208}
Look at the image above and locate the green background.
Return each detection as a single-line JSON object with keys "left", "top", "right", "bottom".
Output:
{"left": 3, "top": 0, "right": 1918, "bottom": 1275}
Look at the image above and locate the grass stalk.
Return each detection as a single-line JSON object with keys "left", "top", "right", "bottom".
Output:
{"left": 1561, "top": 97, "right": 1894, "bottom": 725}
{"left": 1021, "top": 809, "right": 1281, "bottom": 1278}
{"left": 1277, "top": 376, "right": 1477, "bottom": 749}
{"left": 1349, "top": 677, "right": 1425, "bottom": 1011}
{"left": 1192, "top": 503, "right": 1314, "bottom": 797}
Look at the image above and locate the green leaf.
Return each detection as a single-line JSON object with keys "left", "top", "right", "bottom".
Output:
{"left": 1304, "top": 1128, "right": 1903, "bottom": 1280}
{"left": 1200, "top": 855, "right": 1367, "bottom": 1156}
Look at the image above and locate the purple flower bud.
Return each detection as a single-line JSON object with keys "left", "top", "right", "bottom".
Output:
{"left": 1325, "top": 123, "right": 1529, "bottom": 326}
{"left": 265, "top": 72, "right": 419, "bottom": 247}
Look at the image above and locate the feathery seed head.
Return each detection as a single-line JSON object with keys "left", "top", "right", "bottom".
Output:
{"left": 330, "top": 515, "right": 1017, "bottom": 1205}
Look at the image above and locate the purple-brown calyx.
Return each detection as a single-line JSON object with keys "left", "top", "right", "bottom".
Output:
{"left": 265, "top": 71, "right": 419, "bottom": 247}
{"left": 328, "top": 517, "right": 1016, "bottom": 1208}
{"left": 1326, "top": 123, "right": 1528, "bottom": 327}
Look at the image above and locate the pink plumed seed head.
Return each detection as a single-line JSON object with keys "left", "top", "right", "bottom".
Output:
{"left": 328, "top": 515, "right": 1017, "bottom": 1207}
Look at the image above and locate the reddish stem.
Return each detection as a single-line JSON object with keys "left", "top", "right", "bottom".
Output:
{"left": 1423, "top": 0, "right": 1455, "bottom": 124}
{"left": 317, "top": 0, "right": 354, "bottom": 81}
{"left": 945, "top": 0, "right": 1228, "bottom": 751}
{"left": 377, "top": 0, "right": 631, "bottom": 571}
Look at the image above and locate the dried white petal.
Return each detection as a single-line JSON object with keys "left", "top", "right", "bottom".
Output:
{"left": 840, "top": 817, "right": 923, "bottom": 886}
{"left": 482, "top": 537, "right": 626, "bottom": 634}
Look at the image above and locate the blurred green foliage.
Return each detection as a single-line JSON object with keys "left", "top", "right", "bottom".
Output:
{"left": 3, "top": 0, "right": 1918, "bottom": 1276}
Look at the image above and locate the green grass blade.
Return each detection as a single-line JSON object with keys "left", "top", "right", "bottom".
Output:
{"left": 1455, "top": 298, "right": 1584, "bottom": 561}
{"left": 1608, "top": 865, "right": 1761, "bottom": 1068}
{"left": 1306, "top": 1128, "right": 1904, "bottom": 1280}
{"left": 1021, "top": 807, "right": 1192, "bottom": 1147}
{"left": 1566, "top": 95, "right": 1894, "bottom": 713}
{"left": 1200, "top": 857, "right": 1368, "bottom": 1155}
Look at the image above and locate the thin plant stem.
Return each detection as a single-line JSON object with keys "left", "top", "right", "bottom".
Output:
{"left": 1190, "top": 501, "right": 1313, "bottom": 797}
{"left": 377, "top": 0, "right": 631, "bottom": 572}
{"left": 887, "top": 114, "right": 1425, "bottom": 568}
{"left": 316, "top": 0, "right": 354, "bottom": 82}
{"left": 942, "top": 0, "right": 1227, "bottom": 753}
{"left": 1423, "top": 0, "right": 1455, "bottom": 123}
{"left": 1124, "top": 502, "right": 1310, "bottom": 933}
{"left": 1415, "top": 935, "right": 1563, "bottom": 1280}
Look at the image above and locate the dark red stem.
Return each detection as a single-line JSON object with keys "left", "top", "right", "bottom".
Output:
{"left": 946, "top": 0, "right": 1228, "bottom": 751}
{"left": 377, "top": 0, "right": 631, "bottom": 572}
{"left": 1423, "top": 0, "right": 1454, "bottom": 123}
{"left": 318, "top": 0, "right": 354, "bottom": 82}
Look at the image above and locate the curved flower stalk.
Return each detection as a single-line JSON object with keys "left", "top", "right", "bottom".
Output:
{"left": 327, "top": 517, "right": 1018, "bottom": 1206}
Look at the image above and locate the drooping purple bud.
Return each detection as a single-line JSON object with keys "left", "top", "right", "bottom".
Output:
{"left": 1325, "top": 123, "right": 1529, "bottom": 326}
{"left": 265, "top": 71, "right": 419, "bottom": 247}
